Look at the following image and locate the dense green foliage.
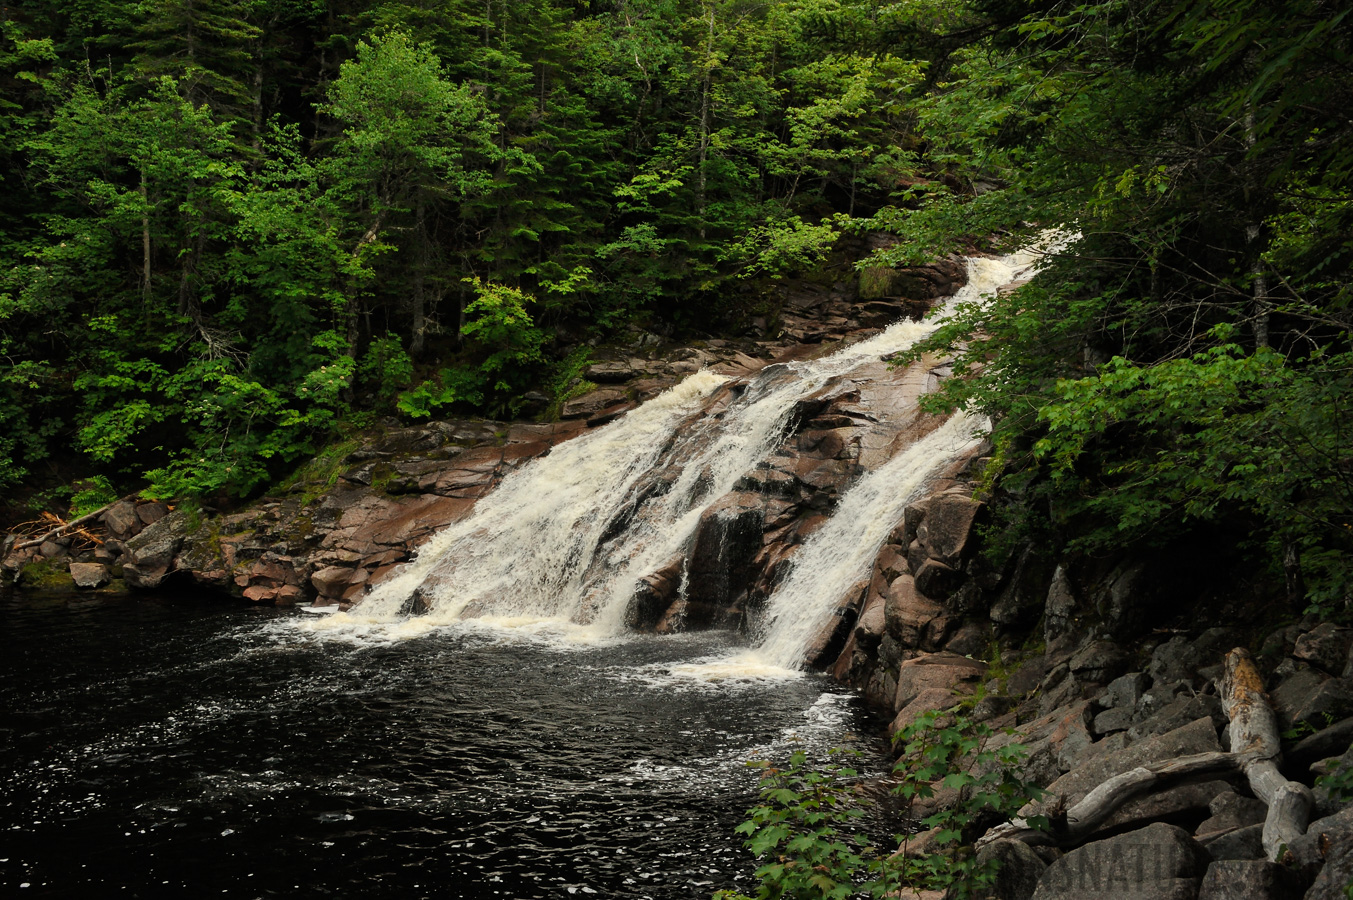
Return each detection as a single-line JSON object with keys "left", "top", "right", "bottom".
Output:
{"left": 0, "top": 0, "right": 944, "bottom": 503}
{"left": 882, "top": 0, "right": 1353, "bottom": 615}
{"left": 716, "top": 711, "right": 1043, "bottom": 899}
{"left": 3, "top": 0, "right": 1351, "bottom": 613}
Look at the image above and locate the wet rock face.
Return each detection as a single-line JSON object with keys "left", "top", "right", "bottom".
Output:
{"left": 682, "top": 493, "right": 766, "bottom": 629}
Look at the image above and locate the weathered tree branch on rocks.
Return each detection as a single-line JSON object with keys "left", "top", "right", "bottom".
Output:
{"left": 1220, "top": 647, "right": 1314, "bottom": 859}
{"left": 975, "top": 751, "right": 1245, "bottom": 848}
{"left": 976, "top": 648, "right": 1312, "bottom": 861}
{"left": 11, "top": 495, "right": 138, "bottom": 552}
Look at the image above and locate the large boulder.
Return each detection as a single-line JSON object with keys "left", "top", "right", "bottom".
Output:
{"left": 68, "top": 562, "right": 110, "bottom": 589}
{"left": 1271, "top": 665, "right": 1353, "bottom": 732}
{"left": 991, "top": 546, "right": 1052, "bottom": 629}
{"left": 1305, "top": 842, "right": 1353, "bottom": 900}
{"left": 1293, "top": 623, "right": 1353, "bottom": 675}
{"left": 627, "top": 554, "right": 685, "bottom": 631}
{"left": 893, "top": 652, "right": 987, "bottom": 711}
{"left": 122, "top": 510, "right": 194, "bottom": 589}
{"left": 913, "top": 559, "right": 963, "bottom": 601}
{"left": 1196, "top": 860, "right": 1304, "bottom": 900}
{"left": 683, "top": 492, "right": 765, "bottom": 627}
{"left": 561, "top": 388, "right": 628, "bottom": 419}
{"left": 974, "top": 838, "right": 1047, "bottom": 900}
{"left": 1285, "top": 805, "right": 1353, "bottom": 883}
{"left": 1043, "top": 565, "right": 1080, "bottom": 646}
{"left": 99, "top": 500, "right": 143, "bottom": 540}
{"left": 885, "top": 574, "right": 945, "bottom": 648}
{"left": 1031, "top": 823, "right": 1210, "bottom": 900}
{"left": 917, "top": 491, "right": 983, "bottom": 568}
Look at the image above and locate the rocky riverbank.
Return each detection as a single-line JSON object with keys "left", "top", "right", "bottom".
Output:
{"left": 819, "top": 466, "right": 1353, "bottom": 900}
{"left": 4, "top": 242, "right": 1349, "bottom": 899}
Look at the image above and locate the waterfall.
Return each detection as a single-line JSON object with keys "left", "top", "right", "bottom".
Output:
{"left": 314, "top": 243, "right": 1048, "bottom": 651}
{"left": 749, "top": 412, "right": 984, "bottom": 669}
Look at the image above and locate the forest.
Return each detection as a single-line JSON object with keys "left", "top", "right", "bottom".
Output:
{"left": 1, "top": 0, "right": 1351, "bottom": 613}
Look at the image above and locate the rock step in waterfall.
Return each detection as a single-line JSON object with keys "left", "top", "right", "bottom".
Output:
{"left": 311, "top": 243, "right": 1050, "bottom": 664}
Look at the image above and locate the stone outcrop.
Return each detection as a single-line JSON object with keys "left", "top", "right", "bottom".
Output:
{"left": 804, "top": 436, "right": 1353, "bottom": 900}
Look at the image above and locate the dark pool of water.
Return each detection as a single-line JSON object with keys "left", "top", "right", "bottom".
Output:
{"left": 1, "top": 590, "right": 890, "bottom": 898}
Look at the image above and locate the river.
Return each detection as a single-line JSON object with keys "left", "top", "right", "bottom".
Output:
{"left": 1, "top": 589, "right": 889, "bottom": 898}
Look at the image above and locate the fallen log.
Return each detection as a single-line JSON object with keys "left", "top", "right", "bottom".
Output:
{"left": 11, "top": 495, "right": 138, "bottom": 552}
{"left": 1221, "top": 646, "right": 1313, "bottom": 859}
{"left": 975, "top": 751, "right": 1245, "bottom": 848}
{"left": 976, "top": 647, "right": 1311, "bottom": 861}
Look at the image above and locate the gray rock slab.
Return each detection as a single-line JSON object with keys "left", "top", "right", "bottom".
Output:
{"left": 68, "top": 562, "right": 110, "bottom": 589}
{"left": 1201, "top": 824, "right": 1263, "bottom": 862}
{"left": 1028, "top": 717, "right": 1222, "bottom": 834}
{"left": 1129, "top": 695, "right": 1226, "bottom": 742}
{"left": 1031, "top": 822, "right": 1209, "bottom": 900}
{"left": 1196, "top": 859, "right": 1304, "bottom": 900}
{"left": 1071, "top": 640, "right": 1131, "bottom": 685}
{"left": 1099, "top": 671, "right": 1150, "bottom": 710}
{"left": 1289, "top": 716, "right": 1353, "bottom": 771}
{"left": 1093, "top": 706, "right": 1134, "bottom": 735}
{"left": 976, "top": 838, "right": 1046, "bottom": 900}
{"left": 1195, "top": 792, "right": 1267, "bottom": 839}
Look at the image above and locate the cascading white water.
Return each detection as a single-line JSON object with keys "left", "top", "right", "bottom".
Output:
{"left": 750, "top": 411, "right": 984, "bottom": 669}
{"left": 744, "top": 243, "right": 1054, "bottom": 669}
{"left": 318, "top": 369, "right": 732, "bottom": 632}
{"left": 312, "top": 242, "right": 1049, "bottom": 648}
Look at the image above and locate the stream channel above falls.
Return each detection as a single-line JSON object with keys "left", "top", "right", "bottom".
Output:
{"left": 1, "top": 589, "right": 893, "bottom": 898}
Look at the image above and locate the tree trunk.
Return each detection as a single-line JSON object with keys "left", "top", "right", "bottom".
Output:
{"left": 1244, "top": 108, "right": 1271, "bottom": 349}
{"left": 140, "top": 172, "right": 152, "bottom": 302}
{"left": 696, "top": 2, "right": 714, "bottom": 242}
{"left": 1221, "top": 647, "right": 1313, "bottom": 859}
{"left": 411, "top": 196, "right": 427, "bottom": 357}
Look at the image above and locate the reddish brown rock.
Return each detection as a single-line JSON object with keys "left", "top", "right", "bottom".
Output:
{"left": 893, "top": 652, "right": 987, "bottom": 711}
{"left": 243, "top": 584, "right": 277, "bottom": 603}
{"left": 273, "top": 584, "right": 305, "bottom": 606}
{"left": 312, "top": 565, "right": 358, "bottom": 599}
{"left": 561, "top": 388, "right": 628, "bottom": 419}
{"left": 853, "top": 592, "right": 887, "bottom": 650}
{"left": 890, "top": 687, "right": 963, "bottom": 732}
{"left": 884, "top": 574, "right": 944, "bottom": 647}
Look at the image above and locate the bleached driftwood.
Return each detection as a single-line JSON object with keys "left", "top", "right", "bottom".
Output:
{"left": 975, "top": 751, "right": 1245, "bottom": 848}
{"left": 976, "top": 648, "right": 1311, "bottom": 861}
{"left": 1221, "top": 646, "right": 1313, "bottom": 859}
